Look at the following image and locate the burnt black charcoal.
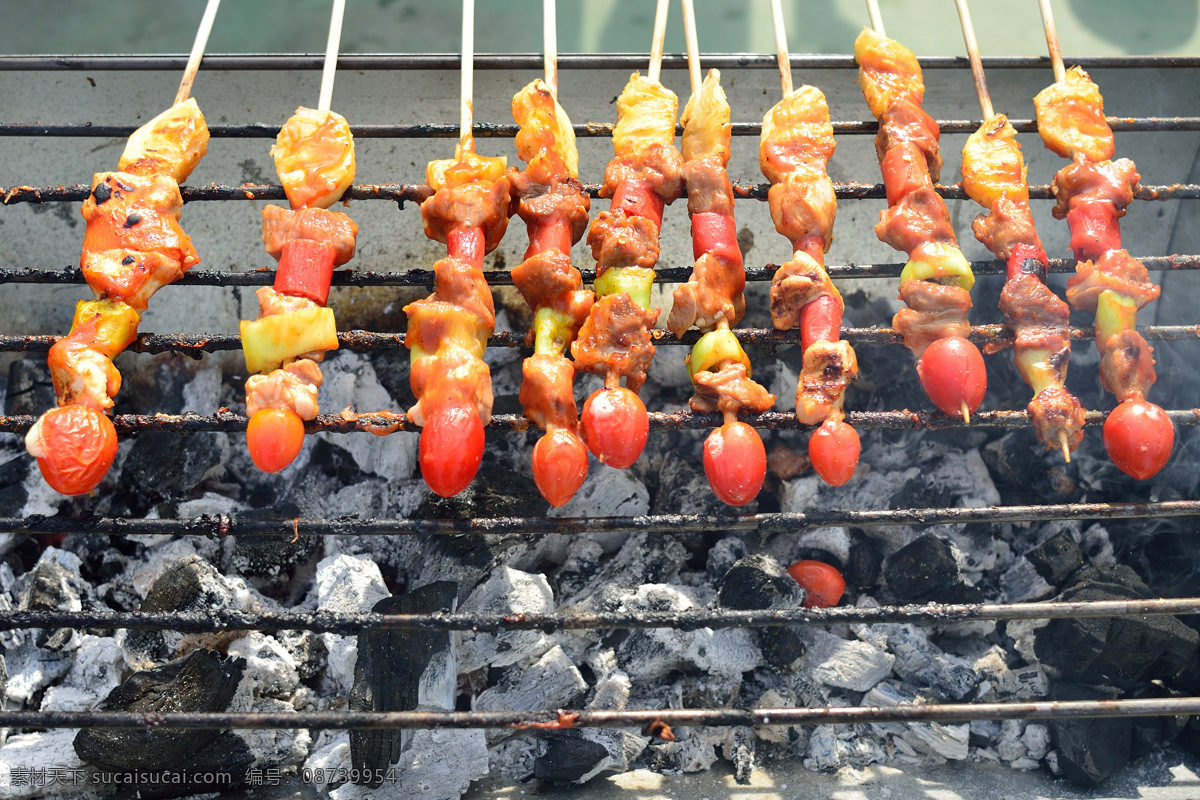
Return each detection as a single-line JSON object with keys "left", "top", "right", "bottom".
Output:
{"left": 110, "top": 733, "right": 254, "bottom": 799}
{"left": 1048, "top": 680, "right": 1131, "bottom": 786}
{"left": 883, "top": 534, "right": 983, "bottom": 604}
{"left": 0, "top": 652, "right": 7, "bottom": 701}
{"left": 0, "top": 453, "right": 28, "bottom": 517}
{"left": 1026, "top": 530, "right": 1084, "bottom": 586}
{"left": 61, "top": 534, "right": 126, "bottom": 583}
{"left": 6, "top": 358, "right": 55, "bottom": 416}
{"left": 350, "top": 581, "right": 457, "bottom": 788}
{"left": 21, "top": 554, "right": 83, "bottom": 650}
{"left": 124, "top": 555, "right": 238, "bottom": 664}
{"left": 413, "top": 461, "right": 548, "bottom": 521}
{"left": 533, "top": 732, "right": 611, "bottom": 783}
{"left": 718, "top": 555, "right": 806, "bottom": 671}
{"left": 74, "top": 649, "right": 245, "bottom": 772}
{"left": 228, "top": 531, "right": 322, "bottom": 602}
{"left": 844, "top": 530, "right": 882, "bottom": 591}
{"left": 120, "top": 431, "right": 221, "bottom": 514}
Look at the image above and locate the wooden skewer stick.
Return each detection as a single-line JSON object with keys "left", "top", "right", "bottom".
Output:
{"left": 318, "top": 0, "right": 347, "bottom": 113}
{"left": 648, "top": 0, "right": 670, "bottom": 83}
{"left": 955, "top": 0, "right": 993, "bottom": 119}
{"left": 460, "top": 0, "right": 475, "bottom": 152}
{"left": 769, "top": 0, "right": 793, "bottom": 97}
{"left": 1038, "top": 0, "right": 1067, "bottom": 82}
{"left": 865, "top": 0, "right": 886, "bottom": 37}
{"left": 174, "top": 0, "right": 222, "bottom": 106}
{"left": 680, "top": 0, "right": 701, "bottom": 97}
{"left": 544, "top": 0, "right": 558, "bottom": 97}
{"left": 1059, "top": 430, "right": 1072, "bottom": 463}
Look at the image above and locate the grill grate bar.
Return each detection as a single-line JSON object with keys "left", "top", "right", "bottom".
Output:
{"left": 2, "top": 499, "right": 1199, "bottom": 538}
{"left": 3, "top": 598, "right": 1197, "bottom": 635}
{"left": 6, "top": 697, "right": 1200, "bottom": 732}
{"left": 3, "top": 323, "right": 1199, "bottom": 357}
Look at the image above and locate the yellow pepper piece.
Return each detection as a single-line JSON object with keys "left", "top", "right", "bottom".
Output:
{"left": 241, "top": 307, "right": 339, "bottom": 374}
{"left": 899, "top": 245, "right": 975, "bottom": 291}
{"left": 70, "top": 299, "right": 140, "bottom": 359}
{"left": 595, "top": 267, "right": 655, "bottom": 310}
{"left": 687, "top": 328, "right": 752, "bottom": 381}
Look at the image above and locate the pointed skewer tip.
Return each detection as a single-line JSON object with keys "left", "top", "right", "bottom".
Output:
{"left": 1058, "top": 430, "right": 1071, "bottom": 463}
{"left": 961, "top": 401, "right": 971, "bottom": 425}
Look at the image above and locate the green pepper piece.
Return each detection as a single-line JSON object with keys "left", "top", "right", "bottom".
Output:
{"left": 534, "top": 307, "right": 575, "bottom": 356}
{"left": 1095, "top": 289, "right": 1138, "bottom": 345}
{"left": 687, "top": 328, "right": 751, "bottom": 382}
{"left": 595, "top": 267, "right": 655, "bottom": 310}
{"left": 899, "top": 246, "right": 975, "bottom": 291}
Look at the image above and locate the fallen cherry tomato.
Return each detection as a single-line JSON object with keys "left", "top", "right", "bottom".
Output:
{"left": 808, "top": 419, "right": 860, "bottom": 487}
{"left": 786, "top": 559, "right": 846, "bottom": 608}
{"left": 28, "top": 405, "right": 117, "bottom": 495}
{"left": 1104, "top": 398, "right": 1174, "bottom": 480}
{"left": 702, "top": 421, "right": 766, "bottom": 507}
{"left": 916, "top": 336, "right": 987, "bottom": 419}
{"left": 420, "top": 402, "right": 485, "bottom": 497}
{"left": 580, "top": 387, "right": 648, "bottom": 469}
{"left": 532, "top": 428, "right": 590, "bottom": 508}
{"left": 246, "top": 408, "right": 306, "bottom": 473}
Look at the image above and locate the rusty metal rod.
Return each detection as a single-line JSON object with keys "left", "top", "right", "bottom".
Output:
{"left": 1, "top": 255, "right": 1198, "bottom": 288}
{"left": 3, "top": 181, "right": 1198, "bottom": 206}
{"left": 5, "top": 697, "right": 1200, "bottom": 731}
{"left": 2, "top": 407, "right": 1200, "bottom": 436}
{"left": 1, "top": 598, "right": 1196, "bottom": 635}
{"left": 1, "top": 499, "right": 1199, "bottom": 538}
{"left": 3, "top": 323, "right": 1199, "bottom": 357}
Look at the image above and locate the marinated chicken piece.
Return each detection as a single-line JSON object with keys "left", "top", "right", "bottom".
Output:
{"left": 961, "top": 114, "right": 1028, "bottom": 207}
{"left": 796, "top": 340, "right": 858, "bottom": 426}
{"left": 875, "top": 99, "right": 942, "bottom": 183}
{"left": 587, "top": 211, "right": 661, "bottom": 273}
{"left": 1033, "top": 66, "right": 1114, "bottom": 163}
{"left": 260, "top": 204, "right": 359, "bottom": 265}
{"left": 512, "top": 79, "right": 579, "bottom": 184}
{"left": 119, "top": 98, "right": 209, "bottom": 183}
{"left": 245, "top": 358, "right": 323, "bottom": 420}
{"left": 509, "top": 176, "right": 591, "bottom": 241}
{"left": 421, "top": 150, "right": 512, "bottom": 252}
{"left": 855, "top": 27, "right": 925, "bottom": 120}
{"left": 406, "top": 341, "right": 494, "bottom": 426}
{"left": 1029, "top": 386, "right": 1086, "bottom": 452}
{"left": 971, "top": 196, "right": 1042, "bottom": 259}
{"left": 1000, "top": 276, "right": 1070, "bottom": 343}
{"left": 81, "top": 249, "right": 183, "bottom": 312}
{"left": 770, "top": 252, "right": 841, "bottom": 330}
{"left": 571, "top": 293, "right": 659, "bottom": 393}
{"left": 681, "top": 69, "right": 731, "bottom": 165}
{"left": 81, "top": 172, "right": 198, "bottom": 271}
{"left": 1050, "top": 158, "right": 1139, "bottom": 219}
{"left": 874, "top": 186, "right": 956, "bottom": 254}
{"left": 759, "top": 85, "right": 836, "bottom": 184}
{"left": 600, "top": 73, "right": 685, "bottom": 201}
{"left": 668, "top": 252, "right": 746, "bottom": 336}
{"left": 271, "top": 107, "right": 356, "bottom": 209}
{"left": 519, "top": 353, "right": 578, "bottom": 431}
{"left": 511, "top": 250, "right": 593, "bottom": 334}
{"left": 255, "top": 286, "right": 321, "bottom": 319}
{"left": 892, "top": 280, "right": 972, "bottom": 357}
{"left": 1065, "top": 249, "right": 1160, "bottom": 312}
{"left": 48, "top": 340, "right": 121, "bottom": 411}
{"left": 682, "top": 157, "right": 735, "bottom": 217}
{"left": 1099, "top": 329, "right": 1156, "bottom": 401}
{"left": 690, "top": 362, "right": 776, "bottom": 417}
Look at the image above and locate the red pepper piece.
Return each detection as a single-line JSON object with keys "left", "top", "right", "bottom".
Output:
{"left": 800, "top": 294, "right": 843, "bottom": 353}
{"left": 275, "top": 239, "right": 338, "bottom": 305}
{"left": 525, "top": 216, "right": 574, "bottom": 260}
{"left": 612, "top": 179, "right": 665, "bottom": 229}
{"left": 1067, "top": 202, "right": 1121, "bottom": 262}
{"left": 880, "top": 142, "right": 930, "bottom": 206}
{"left": 793, "top": 234, "right": 826, "bottom": 264}
{"left": 690, "top": 211, "right": 742, "bottom": 267}
{"left": 448, "top": 226, "right": 486, "bottom": 268}
{"left": 1006, "top": 242, "right": 1049, "bottom": 283}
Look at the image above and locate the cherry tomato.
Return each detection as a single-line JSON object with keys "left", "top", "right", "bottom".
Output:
{"left": 419, "top": 402, "right": 486, "bottom": 497}
{"left": 28, "top": 405, "right": 117, "bottom": 495}
{"left": 702, "top": 421, "right": 767, "bottom": 507}
{"left": 786, "top": 559, "right": 846, "bottom": 608}
{"left": 800, "top": 294, "right": 843, "bottom": 353}
{"left": 580, "top": 387, "right": 648, "bottom": 469}
{"left": 1104, "top": 398, "right": 1174, "bottom": 480}
{"left": 916, "top": 336, "right": 987, "bottom": 419}
{"left": 532, "top": 428, "right": 590, "bottom": 508}
{"left": 808, "top": 419, "right": 860, "bottom": 487}
{"left": 246, "top": 408, "right": 306, "bottom": 473}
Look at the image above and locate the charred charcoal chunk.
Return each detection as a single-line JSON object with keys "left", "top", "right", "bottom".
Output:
{"left": 74, "top": 649, "right": 245, "bottom": 772}
{"left": 844, "top": 529, "right": 883, "bottom": 591}
{"left": 349, "top": 581, "right": 458, "bottom": 788}
{"left": 124, "top": 555, "right": 239, "bottom": 665}
{"left": 120, "top": 431, "right": 222, "bottom": 515}
{"left": 533, "top": 732, "right": 612, "bottom": 783}
{"left": 718, "top": 554, "right": 806, "bottom": 671}
{"left": 1048, "top": 680, "right": 1131, "bottom": 786}
{"left": 0, "top": 454, "right": 28, "bottom": 520}
{"left": 413, "top": 461, "right": 548, "bottom": 521}
{"left": 883, "top": 533, "right": 983, "bottom": 604}
{"left": 6, "top": 358, "right": 55, "bottom": 417}
{"left": 1026, "top": 529, "right": 1084, "bottom": 585}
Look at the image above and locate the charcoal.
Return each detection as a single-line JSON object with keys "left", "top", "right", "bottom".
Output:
{"left": 652, "top": 452, "right": 753, "bottom": 516}
{"left": 119, "top": 431, "right": 222, "bottom": 514}
{"left": 20, "top": 548, "right": 84, "bottom": 651}
{"left": 413, "top": 460, "right": 548, "bottom": 521}
{"left": 456, "top": 567, "right": 555, "bottom": 672}
{"left": 533, "top": 732, "right": 612, "bottom": 783}
{"left": 563, "top": 532, "right": 688, "bottom": 607}
{"left": 124, "top": 555, "right": 239, "bottom": 666}
{"left": 1048, "top": 680, "right": 1131, "bottom": 785}
{"left": 1026, "top": 529, "right": 1084, "bottom": 585}
{"left": 883, "top": 533, "right": 983, "bottom": 604}
{"left": 803, "top": 628, "right": 893, "bottom": 692}
{"left": 74, "top": 649, "right": 245, "bottom": 772}
{"left": 349, "top": 580, "right": 457, "bottom": 788}
{"left": 227, "top": 529, "right": 322, "bottom": 602}
{"left": 717, "top": 554, "right": 807, "bottom": 671}
{"left": 5, "top": 357, "right": 54, "bottom": 416}
{"left": 475, "top": 646, "right": 587, "bottom": 744}
{"left": 706, "top": 536, "right": 749, "bottom": 581}
{"left": 844, "top": 530, "right": 883, "bottom": 591}
{"left": 0, "top": 453, "right": 28, "bottom": 517}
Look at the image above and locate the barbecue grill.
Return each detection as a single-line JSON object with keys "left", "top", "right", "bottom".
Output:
{"left": 1, "top": 37, "right": 1199, "bottom": 797}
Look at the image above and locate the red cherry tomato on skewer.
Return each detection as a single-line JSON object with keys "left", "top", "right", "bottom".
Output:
{"left": 808, "top": 419, "right": 860, "bottom": 487}
{"left": 246, "top": 408, "right": 306, "bottom": 474}
{"left": 702, "top": 421, "right": 766, "bottom": 507}
{"left": 532, "top": 428, "right": 589, "bottom": 508}
{"left": 916, "top": 336, "right": 987, "bottom": 420}
{"left": 1104, "top": 398, "right": 1174, "bottom": 480}
{"left": 29, "top": 405, "right": 117, "bottom": 495}
{"left": 580, "top": 387, "right": 648, "bottom": 469}
{"left": 420, "top": 402, "right": 485, "bottom": 497}
{"left": 786, "top": 559, "right": 846, "bottom": 608}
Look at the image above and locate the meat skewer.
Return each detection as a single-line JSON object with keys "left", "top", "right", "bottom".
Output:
{"left": 666, "top": 0, "right": 773, "bottom": 506}
{"left": 240, "top": 0, "right": 357, "bottom": 474}
{"left": 24, "top": 0, "right": 221, "bottom": 495}
{"left": 855, "top": 1, "right": 987, "bottom": 423}
{"left": 571, "top": 0, "right": 684, "bottom": 469}
{"left": 507, "top": 0, "right": 594, "bottom": 506}
{"left": 757, "top": 0, "right": 860, "bottom": 487}
{"left": 955, "top": 0, "right": 1085, "bottom": 462}
{"left": 405, "top": 0, "right": 512, "bottom": 496}
{"left": 1033, "top": 0, "right": 1173, "bottom": 479}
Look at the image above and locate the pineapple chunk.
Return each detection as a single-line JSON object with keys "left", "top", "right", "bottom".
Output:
{"left": 612, "top": 72, "right": 678, "bottom": 159}
{"left": 855, "top": 27, "right": 924, "bottom": 120}
{"left": 961, "top": 114, "right": 1029, "bottom": 207}
{"left": 1033, "top": 66, "right": 1114, "bottom": 163}
{"left": 271, "top": 107, "right": 356, "bottom": 209}
{"left": 69, "top": 299, "right": 140, "bottom": 359}
{"left": 681, "top": 69, "right": 731, "bottom": 165}
{"left": 241, "top": 306, "right": 339, "bottom": 374}
{"left": 512, "top": 79, "right": 579, "bottom": 180}
{"left": 119, "top": 98, "right": 210, "bottom": 183}
{"left": 426, "top": 149, "right": 507, "bottom": 193}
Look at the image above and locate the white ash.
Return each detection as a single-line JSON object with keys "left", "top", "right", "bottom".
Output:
{"left": 973, "top": 646, "right": 1049, "bottom": 702}
{"left": 548, "top": 467, "right": 647, "bottom": 554}
{"left": 855, "top": 623, "right": 979, "bottom": 701}
{"left": 39, "top": 635, "right": 123, "bottom": 713}
{"left": 474, "top": 646, "right": 587, "bottom": 745}
{"left": 1001, "top": 557, "right": 1058, "bottom": 603}
{"left": 1081, "top": 522, "right": 1117, "bottom": 565}
{"left": 800, "top": 627, "right": 893, "bottom": 693}
{"left": 862, "top": 681, "right": 968, "bottom": 763}
{"left": 767, "top": 526, "right": 851, "bottom": 571}
{"left": 174, "top": 491, "right": 244, "bottom": 518}
{"left": 309, "top": 553, "right": 389, "bottom": 696}
{"left": 0, "top": 729, "right": 92, "bottom": 799}
{"left": 454, "top": 567, "right": 555, "bottom": 673}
